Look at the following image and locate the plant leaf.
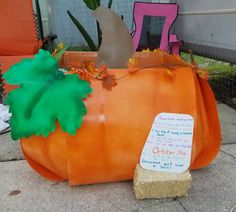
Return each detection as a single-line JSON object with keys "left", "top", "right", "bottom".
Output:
{"left": 163, "top": 68, "right": 176, "bottom": 78}
{"left": 96, "top": 0, "right": 101, "bottom": 6}
{"left": 102, "top": 74, "right": 117, "bottom": 90}
{"left": 108, "top": 0, "right": 113, "bottom": 9}
{"left": 67, "top": 10, "right": 98, "bottom": 51}
{"left": 83, "top": 0, "right": 99, "bottom": 10}
{"left": 52, "top": 42, "right": 68, "bottom": 62}
{"left": 4, "top": 50, "right": 92, "bottom": 140}
{"left": 96, "top": 21, "right": 102, "bottom": 48}
{"left": 127, "top": 57, "right": 140, "bottom": 73}
{"left": 54, "top": 45, "right": 68, "bottom": 62}
{"left": 196, "top": 69, "right": 209, "bottom": 80}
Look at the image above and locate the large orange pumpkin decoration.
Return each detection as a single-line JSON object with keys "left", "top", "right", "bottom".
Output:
{"left": 4, "top": 50, "right": 221, "bottom": 185}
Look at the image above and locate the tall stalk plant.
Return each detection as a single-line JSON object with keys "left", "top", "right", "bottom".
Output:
{"left": 67, "top": 0, "right": 113, "bottom": 51}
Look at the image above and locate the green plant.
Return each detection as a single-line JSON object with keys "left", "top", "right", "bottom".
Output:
{"left": 67, "top": 11, "right": 98, "bottom": 51}
{"left": 108, "top": 0, "right": 113, "bottom": 9}
{"left": 68, "top": 0, "right": 113, "bottom": 51}
{"left": 83, "top": 0, "right": 100, "bottom": 10}
{"left": 181, "top": 52, "right": 236, "bottom": 78}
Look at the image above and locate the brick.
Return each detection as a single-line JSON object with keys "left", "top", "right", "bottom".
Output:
{"left": 133, "top": 164, "right": 191, "bottom": 199}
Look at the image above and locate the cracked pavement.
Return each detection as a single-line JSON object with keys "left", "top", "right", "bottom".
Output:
{"left": 0, "top": 103, "right": 236, "bottom": 212}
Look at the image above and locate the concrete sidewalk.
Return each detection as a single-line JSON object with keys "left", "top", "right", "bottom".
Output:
{"left": 0, "top": 104, "right": 236, "bottom": 212}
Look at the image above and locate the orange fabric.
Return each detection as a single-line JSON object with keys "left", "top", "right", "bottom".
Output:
{"left": 0, "top": 0, "right": 42, "bottom": 56}
{"left": 20, "top": 52, "right": 221, "bottom": 185}
{"left": 0, "top": 56, "right": 33, "bottom": 93}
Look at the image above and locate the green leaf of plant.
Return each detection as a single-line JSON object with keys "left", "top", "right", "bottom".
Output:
{"left": 4, "top": 50, "right": 92, "bottom": 140}
{"left": 67, "top": 10, "right": 98, "bottom": 51}
{"left": 96, "top": 21, "right": 102, "bottom": 47}
{"left": 96, "top": 0, "right": 100, "bottom": 7}
{"left": 83, "top": 0, "right": 99, "bottom": 10}
{"left": 108, "top": 0, "right": 113, "bottom": 9}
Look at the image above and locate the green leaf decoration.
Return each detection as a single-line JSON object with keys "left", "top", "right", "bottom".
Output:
{"left": 83, "top": 0, "right": 100, "bottom": 10}
{"left": 4, "top": 50, "right": 92, "bottom": 140}
{"left": 67, "top": 10, "right": 98, "bottom": 51}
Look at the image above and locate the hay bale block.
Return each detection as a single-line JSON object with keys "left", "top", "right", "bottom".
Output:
{"left": 133, "top": 164, "right": 191, "bottom": 199}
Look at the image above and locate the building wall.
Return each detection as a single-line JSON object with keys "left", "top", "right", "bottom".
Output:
{"left": 173, "top": 0, "right": 236, "bottom": 54}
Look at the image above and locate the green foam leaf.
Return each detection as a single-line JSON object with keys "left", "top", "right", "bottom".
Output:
{"left": 4, "top": 49, "right": 92, "bottom": 140}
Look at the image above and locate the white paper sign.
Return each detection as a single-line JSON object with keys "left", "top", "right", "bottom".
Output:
{"left": 140, "top": 113, "right": 194, "bottom": 173}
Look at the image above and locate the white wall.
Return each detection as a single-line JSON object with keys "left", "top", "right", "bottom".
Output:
{"left": 174, "top": 0, "right": 236, "bottom": 51}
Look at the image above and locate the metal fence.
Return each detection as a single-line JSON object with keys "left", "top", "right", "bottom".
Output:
{"left": 209, "top": 72, "right": 236, "bottom": 109}
{"left": 0, "top": 65, "right": 4, "bottom": 104}
{"left": 47, "top": 0, "right": 161, "bottom": 46}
